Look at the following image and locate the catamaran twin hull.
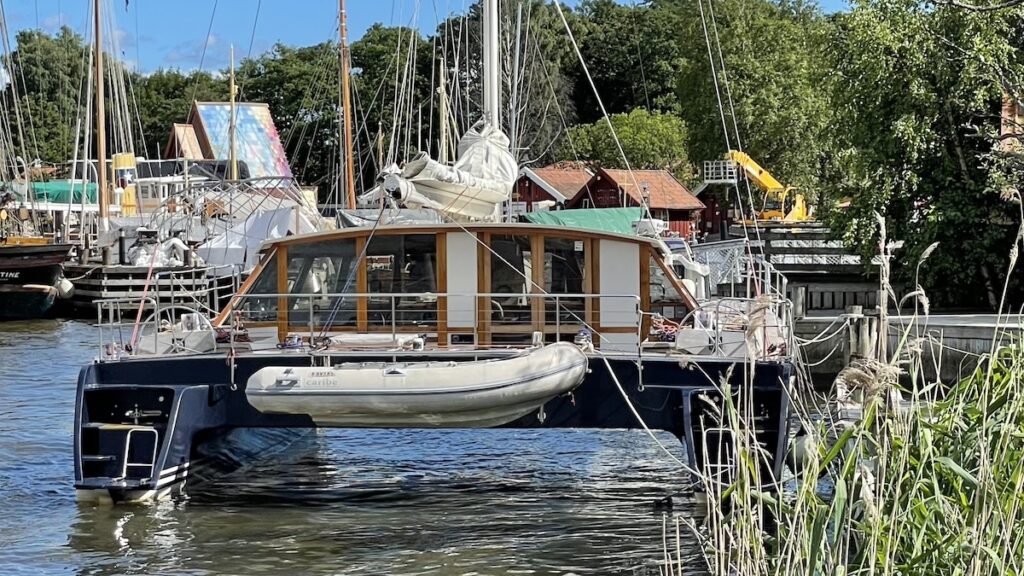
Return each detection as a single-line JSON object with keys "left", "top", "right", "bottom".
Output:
{"left": 74, "top": 350, "right": 793, "bottom": 503}
{"left": 246, "top": 343, "right": 589, "bottom": 428}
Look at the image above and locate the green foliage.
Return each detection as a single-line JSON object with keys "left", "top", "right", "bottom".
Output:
{"left": 3, "top": 1, "right": 1022, "bottom": 308}
{"left": 570, "top": 0, "right": 686, "bottom": 122}
{"left": 237, "top": 42, "right": 338, "bottom": 187}
{"left": 669, "top": 0, "right": 837, "bottom": 196}
{"left": 557, "top": 108, "right": 690, "bottom": 179}
{"left": 136, "top": 69, "right": 226, "bottom": 158}
{"left": 2, "top": 27, "right": 89, "bottom": 165}
{"left": 352, "top": 24, "right": 433, "bottom": 172}
{"left": 825, "top": 0, "right": 1024, "bottom": 308}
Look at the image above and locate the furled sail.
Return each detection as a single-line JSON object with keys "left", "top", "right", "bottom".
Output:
{"left": 360, "top": 121, "right": 517, "bottom": 221}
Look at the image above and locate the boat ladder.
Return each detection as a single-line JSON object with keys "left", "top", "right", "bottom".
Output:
{"left": 118, "top": 427, "right": 159, "bottom": 481}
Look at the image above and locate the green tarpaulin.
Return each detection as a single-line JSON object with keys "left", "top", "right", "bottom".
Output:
{"left": 523, "top": 207, "right": 642, "bottom": 236}
{"left": 16, "top": 181, "right": 98, "bottom": 204}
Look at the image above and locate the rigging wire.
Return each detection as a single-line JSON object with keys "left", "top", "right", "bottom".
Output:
{"left": 551, "top": 0, "right": 653, "bottom": 221}
{"left": 702, "top": 0, "right": 766, "bottom": 293}
{"left": 189, "top": 0, "right": 219, "bottom": 105}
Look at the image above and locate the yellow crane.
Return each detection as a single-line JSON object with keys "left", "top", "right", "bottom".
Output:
{"left": 725, "top": 150, "right": 811, "bottom": 221}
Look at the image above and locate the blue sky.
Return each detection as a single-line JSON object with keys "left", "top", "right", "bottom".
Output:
{"left": 8, "top": 0, "right": 847, "bottom": 73}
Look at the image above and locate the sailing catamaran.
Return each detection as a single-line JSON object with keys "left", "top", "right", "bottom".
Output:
{"left": 73, "top": 0, "right": 795, "bottom": 503}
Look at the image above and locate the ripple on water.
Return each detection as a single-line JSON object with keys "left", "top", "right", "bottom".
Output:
{"left": 0, "top": 320, "right": 706, "bottom": 576}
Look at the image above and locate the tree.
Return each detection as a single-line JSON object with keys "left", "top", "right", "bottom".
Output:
{"left": 236, "top": 42, "right": 338, "bottom": 193}
{"left": 556, "top": 108, "right": 690, "bottom": 178}
{"left": 352, "top": 24, "right": 434, "bottom": 177}
{"left": 669, "top": 0, "right": 837, "bottom": 196}
{"left": 433, "top": 1, "right": 579, "bottom": 164}
{"left": 135, "top": 69, "right": 226, "bottom": 158}
{"left": 1, "top": 27, "right": 89, "bottom": 167}
{"left": 826, "top": 0, "right": 1024, "bottom": 309}
{"left": 570, "top": 0, "right": 686, "bottom": 123}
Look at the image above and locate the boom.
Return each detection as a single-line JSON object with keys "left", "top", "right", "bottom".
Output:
{"left": 724, "top": 150, "right": 809, "bottom": 221}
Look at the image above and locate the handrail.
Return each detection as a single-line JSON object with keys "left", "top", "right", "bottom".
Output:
{"left": 230, "top": 291, "right": 644, "bottom": 354}
{"left": 96, "top": 296, "right": 160, "bottom": 359}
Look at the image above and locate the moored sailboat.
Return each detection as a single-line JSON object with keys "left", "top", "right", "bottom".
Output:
{"left": 0, "top": 238, "right": 73, "bottom": 319}
{"left": 73, "top": 0, "right": 795, "bottom": 504}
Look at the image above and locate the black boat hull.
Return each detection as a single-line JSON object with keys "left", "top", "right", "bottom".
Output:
{"left": 0, "top": 243, "right": 72, "bottom": 319}
{"left": 73, "top": 351, "right": 794, "bottom": 503}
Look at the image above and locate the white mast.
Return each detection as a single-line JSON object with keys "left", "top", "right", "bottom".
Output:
{"left": 229, "top": 45, "right": 238, "bottom": 180}
{"left": 482, "top": 0, "right": 500, "bottom": 130}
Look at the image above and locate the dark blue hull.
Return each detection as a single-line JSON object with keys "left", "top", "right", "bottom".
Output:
{"left": 73, "top": 352, "right": 793, "bottom": 503}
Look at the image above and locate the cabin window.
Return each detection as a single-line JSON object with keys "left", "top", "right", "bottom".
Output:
{"left": 364, "top": 234, "right": 437, "bottom": 328}
{"left": 543, "top": 237, "right": 586, "bottom": 325}
{"left": 489, "top": 234, "right": 533, "bottom": 326}
{"left": 649, "top": 254, "right": 687, "bottom": 322}
{"left": 286, "top": 239, "right": 360, "bottom": 328}
{"left": 239, "top": 252, "right": 280, "bottom": 322}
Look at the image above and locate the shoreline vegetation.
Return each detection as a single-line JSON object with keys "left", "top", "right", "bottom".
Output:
{"left": 667, "top": 209, "right": 1024, "bottom": 575}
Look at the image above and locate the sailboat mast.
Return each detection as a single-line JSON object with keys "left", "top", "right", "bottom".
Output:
{"left": 93, "top": 0, "right": 108, "bottom": 232}
{"left": 229, "top": 45, "right": 238, "bottom": 181}
{"left": 482, "top": 0, "right": 500, "bottom": 130}
{"left": 339, "top": 0, "right": 357, "bottom": 209}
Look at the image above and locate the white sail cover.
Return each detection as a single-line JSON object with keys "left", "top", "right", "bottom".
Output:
{"left": 360, "top": 121, "right": 517, "bottom": 220}
{"left": 195, "top": 206, "right": 318, "bottom": 270}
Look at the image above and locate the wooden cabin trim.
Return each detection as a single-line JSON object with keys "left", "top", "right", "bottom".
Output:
{"left": 213, "top": 246, "right": 275, "bottom": 326}
{"left": 355, "top": 236, "right": 368, "bottom": 331}
{"left": 583, "top": 238, "right": 595, "bottom": 330}
{"left": 236, "top": 224, "right": 694, "bottom": 347}
{"left": 639, "top": 244, "right": 652, "bottom": 337}
{"left": 275, "top": 245, "right": 289, "bottom": 342}
{"left": 590, "top": 239, "right": 601, "bottom": 331}
{"left": 654, "top": 251, "right": 700, "bottom": 314}
{"left": 476, "top": 232, "right": 491, "bottom": 347}
{"left": 436, "top": 232, "right": 448, "bottom": 347}
{"left": 530, "top": 234, "right": 544, "bottom": 333}
{"left": 263, "top": 223, "right": 665, "bottom": 251}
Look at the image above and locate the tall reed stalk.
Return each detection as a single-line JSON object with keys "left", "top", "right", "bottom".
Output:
{"left": 666, "top": 208, "right": 1024, "bottom": 575}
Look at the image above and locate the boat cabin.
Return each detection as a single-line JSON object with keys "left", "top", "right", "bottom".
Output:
{"left": 217, "top": 223, "right": 699, "bottom": 352}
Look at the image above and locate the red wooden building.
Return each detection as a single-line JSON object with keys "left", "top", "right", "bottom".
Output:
{"left": 565, "top": 168, "right": 704, "bottom": 237}
{"left": 512, "top": 164, "right": 594, "bottom": 215}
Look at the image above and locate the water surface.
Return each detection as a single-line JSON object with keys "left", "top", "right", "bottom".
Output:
{"left": 0, "top": 320, "right": 701, "bottom": 575}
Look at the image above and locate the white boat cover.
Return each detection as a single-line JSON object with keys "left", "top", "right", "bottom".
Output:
{"left": 246, "top": 342, "right": 588, "bottom": 427}
{"left": 359, "top": 121, "right": 517, "bottom": 221}
{"left": 195, "top": 206, "right": 319, "bottom": 270}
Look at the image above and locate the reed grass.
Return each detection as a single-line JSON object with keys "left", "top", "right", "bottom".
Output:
{"left": 663, "top": 209, "right": 1024, "bottom": 576}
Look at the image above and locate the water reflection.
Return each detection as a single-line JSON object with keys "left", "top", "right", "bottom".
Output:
{"left": 2, "top": 320, "right": 707, "bottom": 575}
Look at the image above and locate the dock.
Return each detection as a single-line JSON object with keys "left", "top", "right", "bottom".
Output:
{"left": 796, "top": 313, "right": 1023, "bottom": 384}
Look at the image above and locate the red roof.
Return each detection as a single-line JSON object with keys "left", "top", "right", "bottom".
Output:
{"left": 522, "top": 165, "right": 594, "bottom": 201}
{"left": 592, "top": 169, "right": 704, "bottom": 210}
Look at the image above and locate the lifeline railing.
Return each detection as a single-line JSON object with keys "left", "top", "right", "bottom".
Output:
{"left": 96, "top": 296, "right": 161, "bottom": 358}
{"left": 228, "top": 291, "right": 645, "bottom": 349}
{"left": 152, "top": 263, "right": 243, "bottom": 318}
{"left": 96, "top": 288, "right": 793, "bottom": 362}
{"left": 691, "top": 238, "right": 788, "bottom": 302}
